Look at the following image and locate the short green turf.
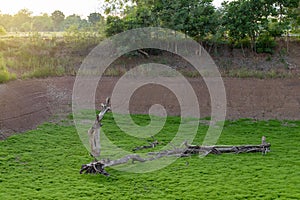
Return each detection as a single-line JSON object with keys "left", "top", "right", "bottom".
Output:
{"left": 0, "top": 114, "right": 299, "bottom": 200}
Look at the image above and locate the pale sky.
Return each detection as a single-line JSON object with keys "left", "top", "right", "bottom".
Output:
{"left": 0, "top": 0, "right": 226, "bottom": 18}
{"left": 0, "top": 0, "right": 102, "bottom": 18}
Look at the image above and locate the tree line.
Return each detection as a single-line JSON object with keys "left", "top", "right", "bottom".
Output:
{"left": 0, "top": 0, "right": 299, "bottom": 52}
{"left": 0, "top": 9, "right": 105, "bottom": 33}
{"left": 104, "top": 0, "right": 299, "bottom": 52}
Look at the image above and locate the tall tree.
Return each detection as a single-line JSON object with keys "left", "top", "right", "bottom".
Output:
{"left": 88, "top": 12, "right": 104, "bottom": 25}
{"left": 63, "top": 14, "right": 82, "bottom": 30}
{"left": 32, "top": 13, "right": 53, "bottom": 31}
{"left": 273, "top": 0, "right": 300, "bottom": 33}
{"left": 0, "top": 14, "right": 13, "bottom": 31}
{"left": 51, "top": 10, "right": 65, "bottom": 31}
{"left": 103, "top": 0, "right": 218, "bottom": 40}
{"left": 105, "top": 15, "right": 125, "bottom": 36}
{"left": 103, "top": 0, "right": 138, "bottom": 15}
{"left": 222, "top": 0, "right": 275, "bottom": 50}
{"left": 12, "top": 9, "right": 32, "bottom": 31}
{"left": 88, "top": 12, "right": 105, "bottom": 32}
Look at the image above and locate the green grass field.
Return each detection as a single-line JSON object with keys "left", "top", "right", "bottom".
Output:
{"left": 1, "top": 114, "right": 300, "bottom": 199}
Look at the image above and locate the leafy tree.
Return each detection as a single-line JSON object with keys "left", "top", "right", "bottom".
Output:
{"left": 63, "top": 15, "right": 90, "bottom": 31}
{"left": 184, "top": 0, "right": 217, "bottom": 40}
{"left": 88, "top": 12, "right": 105, "bottom": 32}
{"left": 153, "top": 0, "right": 183, "bottom": 30}
{"left": 105, "top": 16, "right": 125, "bottom": 36}
{"left": 32, "top": 14, "right": 53, "bottom": 32}
{"left": 51, "top": 10, "right": 65, "bottom": 31}
{"left": 152, "top": 0, "right": 217, "bottom": 39}
{"left": 256, "top": 32, "right": 277, "bottom": 54}
{"left": 292, "top": 1, "right": 300, "bottom": 32}
{"left": 80, "top": 19, "right": 90, "bottom": 30}
{"left": 221, "top": 0, "right": 275, "bottom": 50}
{"left": 0, "top": 14, "right": 13, "bottom": 31}
{"left": 123, "top": 4, "right": 156, "bottom": 31}
{"left": 88, "top": 12, "right": 104, "bottom": 25}
{"left": 20, "top": 22, "right": 32, "bottom": 32}
{"left": 103, "top": 0, "right": 218, "bottom": 40}
{"left": 273, "top": 0, "right": 300, "bottom": 34}
{"left": 12, "top": 9, "right": 32, "bottom": 31}
{"left": 103, "top": 0, "right": 137, "bottom": 15}
{"left": 63, "top": 14, "right": 82, "bottom": 30}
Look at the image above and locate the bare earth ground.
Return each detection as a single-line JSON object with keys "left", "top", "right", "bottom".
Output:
{"left": 1, "top": 76, "right": 300, "bottom": 139}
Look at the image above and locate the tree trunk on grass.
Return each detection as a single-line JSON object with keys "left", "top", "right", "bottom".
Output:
{"left": 81, "top": 132, "right": 271, "bottom": 176}
{"left": 88, "top": 97, "right": 110, "bottom": 160}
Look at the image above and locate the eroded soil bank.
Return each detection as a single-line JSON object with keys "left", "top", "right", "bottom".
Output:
{"left": 1, "top": 76, "right": 300, "bottom": 139}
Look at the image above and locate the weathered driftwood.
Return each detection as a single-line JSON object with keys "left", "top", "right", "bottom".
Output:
{"left": 80, "top": 161, "right": 110, "bottom": 176}
{"left": 182, "top": 143, "right": 271, "bottom": 156}
{"left": 132, "top": 137, "right": 159, "bottom": 151}
{"left": 80, "top": 155, "right": 147, "bottom": 176}
{"left": 82, "top": 97, "right": 271, "bottom": 176}
{"left": 80, "top": 137, "right": 271, "bottom": 176}
{"left": 137, "top": 49, "right": 150, "bottom": 58}
{"left": 87, "top": 97, "right": 110, "bottom": 159}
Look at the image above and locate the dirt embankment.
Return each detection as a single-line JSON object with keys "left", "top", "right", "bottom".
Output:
{"left": 1, "top": 76, "right": 300, "bottom": 139}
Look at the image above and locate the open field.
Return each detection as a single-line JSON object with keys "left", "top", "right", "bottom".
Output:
{"left": 0, "top": 114, "right": 299, "bottom": 199}
{"left": 0, "top": 32, "right": 299, "bottom": 200}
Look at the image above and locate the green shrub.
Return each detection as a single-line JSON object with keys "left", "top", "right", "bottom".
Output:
{"left": 0, "top": 25, "right": 7, "bottom": 36}
{"left": 268, "top": 22, "right": 284, "bottom": 37}
{"left": 0, "top": 69, "right": 10, "bottom": 83}
{"left": 233, "top": 37, "right": 251, "bottom": 48}
{"left": 0, "top": 53, "right": 16, "bottom": 83}
{"left": 0, "top": 68, "right": 16, "bottom": 83}
{"left": 256, "top": 33, "right": 277, "bottom": 54}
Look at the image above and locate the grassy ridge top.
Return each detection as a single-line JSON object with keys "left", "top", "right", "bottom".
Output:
{"left": 0, "top": 114, "right": 299, "bottom": 199}
{"left": 0, "top": 34, "right": 300, "bottom": 84}
{"left": 0, "top": 33, "right": 101, "bottom": 83}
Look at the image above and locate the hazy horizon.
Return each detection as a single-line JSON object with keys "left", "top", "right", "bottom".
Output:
{"left": 0, "top": 0, "right": 227, "bottom": 18}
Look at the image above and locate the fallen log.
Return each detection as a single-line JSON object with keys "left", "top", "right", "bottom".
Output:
{"left": 182, "top": 142, "right": 271, "bottom": 156}
{"left": 137, "top": 49, "right": 150, "bottom": 58}
{"left": 80, "top": 138, "right": 271, "bottom": 176}
{"left": 81, "top": 99, "right": 271, "bottom": 176}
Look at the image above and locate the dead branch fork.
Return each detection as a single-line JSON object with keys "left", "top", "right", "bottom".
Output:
{"left": 87, "top": 97, "right": 110, "bottom": 160}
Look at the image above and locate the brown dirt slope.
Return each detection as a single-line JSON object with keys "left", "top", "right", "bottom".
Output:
{"left": 1, "top": 76, "right": 300, "bottom": 139}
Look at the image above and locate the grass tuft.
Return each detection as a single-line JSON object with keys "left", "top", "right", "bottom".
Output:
{"left": 0, "top": 53, "right": 16, "bottom": 83}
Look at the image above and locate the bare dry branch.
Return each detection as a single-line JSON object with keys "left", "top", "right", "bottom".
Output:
{"left": 88, "top": 97, "right": 111, "bottom": 159}
{"left": 83, "top": 103, "right": 271, "bottom": 177}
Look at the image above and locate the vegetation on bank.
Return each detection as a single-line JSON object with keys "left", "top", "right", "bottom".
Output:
{"left": 0, "top": 33, "right": 103, "bottom": 81}
{"left": 0, "top": 0, "right": 299, "bottom": 52}
{"left": 0, "top": 114, "right": 299, "bottom": 199}
{"left": 104, "top": 0, "right": 300, "bottom": 53}
{"left": 0, "top": 53, "right": 16, "bottom": 83}
{"left": 0, "top": 0, "right": 299, "bottom": 82}
{"left": 0, "top": 34, "right": 299, "bottom": 82}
